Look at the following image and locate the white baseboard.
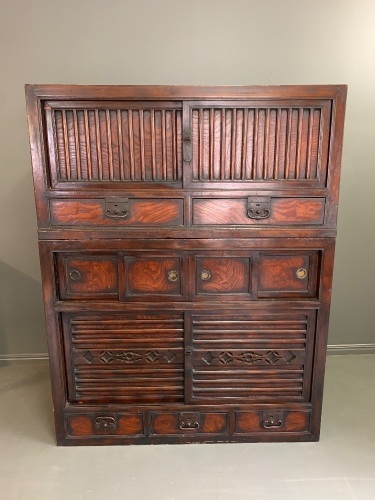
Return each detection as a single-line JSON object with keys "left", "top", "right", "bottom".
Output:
{"left": 326, "top": 343, "right": 375, "bottom": 355}
{"left": 0, "top": 353, "right": 49, "bottom": 361}
{"left": 1, "top": 345, "right": 375, "bottom": 361}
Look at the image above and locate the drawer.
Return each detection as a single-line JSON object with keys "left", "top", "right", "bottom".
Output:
{"left": 194, "top": 255, "right": 253, "bottom": 299}
{"left": 258, "top": 251, "right": 319, "bottom": 298}
{"left": 57, "top": 252, "right": 187, "bottom": 301}
{"left": 234, "top": 410, "right": 311, "bottom": 434}
{"left": 192, "top": 197, "right": 325, "bottom": 226}
{"left": 66, "top": 413, "right": 145, "bottom": 437}
{"left": 150, "top": 411, "right": 227, "bottom": 435}
{"left": 50, "top": 198, "right": 184, "bottom": 227}
{"left": 58, "top": 255, "right": 119, "bottom": 300}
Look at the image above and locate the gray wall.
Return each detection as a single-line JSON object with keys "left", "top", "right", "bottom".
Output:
{"left": 1, "top": 0, "right": 374, "bottom": 355}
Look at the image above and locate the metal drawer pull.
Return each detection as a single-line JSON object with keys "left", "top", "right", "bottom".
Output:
{"left": 105, "top": 197, "right": 130, "bottom": 219}
{"left": 296, "top": 268, "right": 307, "bottom": 279}
{"left": 262, "top": 415, "right": 283, "bottom": 429}
{"left": 247, "top": 197, "right": 271, "bottom": 219}
{"left": 69, "top": 270, "right": 81, "bottom": 281}
{"left": 105, "top": 208, "right": 129, "bottom": 219}
{"left": 179, "top": 412, "right": 200, "bottom": 430}
{"left": 167, "top": 270, "right": 179, "bottom": 282}
{"left": 200, "top": 270, "right": 211, "bottom": 281}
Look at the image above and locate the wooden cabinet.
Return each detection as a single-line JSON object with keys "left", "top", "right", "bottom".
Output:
{"left": 26, "top": 85, "right": 346, "bottom": 445}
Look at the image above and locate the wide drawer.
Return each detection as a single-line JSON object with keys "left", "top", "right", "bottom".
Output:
{"left": 150, "top": 411, "right": 228, "bottom": 435}
{"left": 192, "top": 197, "right": 325, "bottom": 226}
{"left": 50, "top": 198, "right": 184, "bottom": 227}
{"left": 234, "top": 409, "right": 311, "bottom": 433}
{"left": 66, "top": 413, "right": 145, "bottom": 437}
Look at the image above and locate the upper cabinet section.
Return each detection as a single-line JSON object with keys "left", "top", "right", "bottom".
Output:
{"left": 183, "top": 100, "right": 331, "bottom": 188}
{"left": 44, "top": 101, "right": 183, "bottom": 188}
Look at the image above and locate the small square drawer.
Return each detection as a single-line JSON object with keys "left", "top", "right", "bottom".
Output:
{"left": 150, "top": 412, "right": 228, "bottom": 435}
{"left": 257, "top": 251, "right": 319, "bottom": 298}
{"left": 58, "top": 255, "right": 119, "bottom": 300}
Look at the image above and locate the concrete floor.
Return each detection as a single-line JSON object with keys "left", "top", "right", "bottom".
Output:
{"left": 0, "top": 355, "right": 374, "bottom": 500}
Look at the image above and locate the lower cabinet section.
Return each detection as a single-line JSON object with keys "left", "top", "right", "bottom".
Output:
{"left": 64, "top": 408, "right": 312, "bottom": 444}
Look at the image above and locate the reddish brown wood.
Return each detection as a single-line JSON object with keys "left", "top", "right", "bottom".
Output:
{"left": 25, "top": 85, "right": 346, "bottom": 446}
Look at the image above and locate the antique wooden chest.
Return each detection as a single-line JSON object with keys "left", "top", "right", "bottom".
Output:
{"left": 26, "top": 85, "right": 346, "bottom": 445}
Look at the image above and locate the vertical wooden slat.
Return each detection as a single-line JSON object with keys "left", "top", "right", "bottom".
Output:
{"left": 73, "top": 110, "right": 81, "bottom": 180}
{"left": 162, "top": 110, "right": 167, "bottom": 180}
{"left": 199, "top": 108, "right": 203, "bottom": 180}
{"left": 171, "top": 110, "right": 176, "bottom": 181}
{"left": 241, "top": 108, "right": 248, "bottom": 180}
{"left": 263, "top": 108, "right": 270, "bottom": 179}
{"left": 274, "top": 108, "right": 281, "bottom": 180}
{"left": 106, "top": 110, "right": 114, "bottom": 180}
{"left": 94, "top": 110, "right": 102, "bottom": 180}
{"left": 252, "top": 109, "right": 258, "bottom": 180}
{"left": 220, "top": 109, "right": 226, "bottom": 180}
{"left": 306, "top": 108, "right": 314, "bottom": 179}
{"left": 139, "top": 109, "right": 145, "bottom": 180}
{"left": 117, "top": 110, "right": 124, "bottom": 180}
{"left": 62, "top": 110, "right": 71, "bottom": 180}
{"left": 128, "top": 110, "right": 135, "bottom": 180}
{"left": 296, "top": 108, "right": 303, "bottom": 179}
{"left": 230, "top": 108, "right": 237, "bottom": 180}
{"left": 84, "top": 110, "right": 92, "bottom": 180}
{"left": 151, "top": 110, "right": 156, "bottom": 180}
{"left": 285, "top": 109, "right": 292, "bottom": 179}
{"left": 209, "top": 108, "right": 214, "bottom": 180}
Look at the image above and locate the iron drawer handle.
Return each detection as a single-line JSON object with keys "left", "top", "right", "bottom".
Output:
{"left": 105, "top": 208, "right": 130, "bottom": 219}
{"left": 69, "top": 270, "right": 81, "bottom": 281}
{"left": 167, "top": 270, "right": 179, "bottom": 282}
{"left": 200, "top": 270, "right": 211, "bottom": 281}
{"left": 296, "top": 268, "right": 307, "bottom": 279}
{"left": 263, "top": 416, "right": 283, "bottom": 429}
{"left": 247, "top": 208, "right": 270, "bottom": 219}
{"left": 179, "top": 421, "right": 199, "bottom": 430}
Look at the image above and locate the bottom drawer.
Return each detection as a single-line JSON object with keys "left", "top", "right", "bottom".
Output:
{"left": 150, "top": 411, "right": 228, "bottom": 435}
{"left": 234, "top": 410, "right": 311, "bottom": 434}
{"left": 66, "top": 413, "right": 145, "bottom": 437}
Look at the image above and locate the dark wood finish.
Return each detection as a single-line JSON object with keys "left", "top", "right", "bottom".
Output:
{"left": 25, "top": 85, "right": 346, "bottom": 446}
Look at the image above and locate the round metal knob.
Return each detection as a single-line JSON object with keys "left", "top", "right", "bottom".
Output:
{"left": 69, "top": 270, "right": 81, "bottom": 281}
{"left": 167, "top": 270, "right": 179, "bottom": 282}
{"left": 296, "top": 268, "right": 307, "bottom": 279}
{"left": 200, "top": 270, "right": 212, "bottom": 281}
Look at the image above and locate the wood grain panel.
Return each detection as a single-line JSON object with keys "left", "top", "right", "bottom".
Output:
{"left": 234, "top": 411, "right": 310, "bottom": 433}
{"left": 189, "top": 312, "right": 313, "bottom": 403}
{"left": 50, "top": 198, "right": 184, "bottom": 227}
{"left": 59, "top": 255, "right": 118, "bottom": 299}
{"left": 150, "top": 412, "right": 227, "bottom": 435}
{"left": 63, "top": 312, "right": 184, "bottom": 404}
{"left": 258, "top": 252, "right": 319, "bottom": 298}
{"left": 195, "top": 257, "right": 250, "bottom": 295}
{"left": 46, "top": 102, "right": 182, "bottom": 184}
{"left": 192, "top": 198, "right": 325, "bottom": 226}
{"left": 189, "top": 102, "right": 330, "bottom": 183}
{"left": 67, "top": 414, "right": 144, "bottom": 437}
{"left": 126, "top": 257, "right": 182, "bottom": 296}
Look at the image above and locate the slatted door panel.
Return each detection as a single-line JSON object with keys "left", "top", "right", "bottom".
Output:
{"left": 183, "top": 100, "right": 331, "bottom": 188}
{"left": 62, "top": 312, "right": 184, "bottom": 404}
{"left": 44, "top": 101, "right": 183, "bottom": 188}
{"left": 186, "top": 311, "right": 316, "bottom": 404}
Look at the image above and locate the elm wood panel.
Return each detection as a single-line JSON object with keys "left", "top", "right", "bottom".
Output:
{"left": 195, "top": 256, "right": 251, "bottom": 296}
{"left": 192, "top": 198, "right": 325, "bottom": 226}
{"left": 234, "top": 410, "right": 310, "bottom": 433}
{"left": 258, "top": 252, "right": 320, "bottom": 298}
{"left": 186, "top": 101, "right": 331, "bottom": 183}
{"left": 126, "top": 256, "right": 184, "bottom": 297}
{"left": 50, "top": 198, "right": 184, "bottom": 227}
{"left": 150, "top": 412, "right": 227, "bottom": 435}
{"left": 63, "top": 312, "right": 184, "bottom": 404}
{"left": 45, "top": 102, "right": 182, "bottom": 185}
{"left": 67, "top": 414, "right": 144, "bottom": 437}
{"left": 58, "top": 255, "right": 118, "bottom": 299}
